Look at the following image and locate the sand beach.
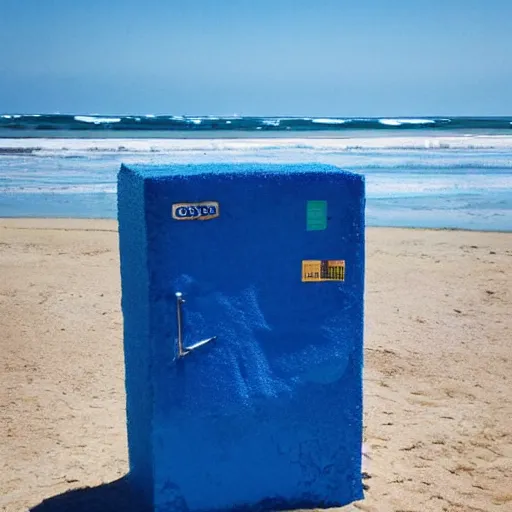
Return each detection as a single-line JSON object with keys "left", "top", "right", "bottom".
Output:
{"left": 1, "top": 218, "right": 511, "bottom": 512}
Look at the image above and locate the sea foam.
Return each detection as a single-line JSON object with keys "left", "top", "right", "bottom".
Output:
{"left": 2, "top": 135, "right": 512, "bottom": 154}
{"left": 1, "top": 135, "right": 510, "bottom": 231}
{"left": 312, "top": 118, "right": 347, "bottom": 124}
{"left": 379, "top": 118, "right": 436, "bottom": 126}
{"left": 74, "top": 116, "right": 122, "bottom": 124}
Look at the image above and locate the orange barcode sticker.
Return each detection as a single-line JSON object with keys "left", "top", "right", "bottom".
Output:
{"left": 302, "top": 260, "right": 345, "bottom": 282}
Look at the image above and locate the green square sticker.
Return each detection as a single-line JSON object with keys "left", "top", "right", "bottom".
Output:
{"left": 307, "top": 200, "right": 327, "bottom": 231}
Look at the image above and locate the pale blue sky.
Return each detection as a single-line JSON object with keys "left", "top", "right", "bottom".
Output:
{"left": 1, "top": 0, "right": 510, "bottom": 116}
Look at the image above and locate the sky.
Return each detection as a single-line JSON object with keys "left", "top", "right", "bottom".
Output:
{"left": 1, "top": 0, "right": 511, "bottom": 116}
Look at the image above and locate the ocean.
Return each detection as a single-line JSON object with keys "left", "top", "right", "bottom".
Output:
{"left": 1, "top": 114, "right": 511, "bottom": 231}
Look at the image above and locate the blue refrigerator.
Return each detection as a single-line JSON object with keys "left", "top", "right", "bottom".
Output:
{"left": 118, "top": 163, "right": 365, "bottom": 512}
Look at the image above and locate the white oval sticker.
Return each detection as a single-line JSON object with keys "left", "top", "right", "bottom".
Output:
{"left": 172, "top": 201, "right": 220, "bottom": 221}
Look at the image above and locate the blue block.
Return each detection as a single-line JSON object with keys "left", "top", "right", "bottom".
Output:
{"left": 118, "top": 163, "right": 365, "bottom": 512}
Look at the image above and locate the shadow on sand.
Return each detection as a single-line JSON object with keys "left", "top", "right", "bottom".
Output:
{"left": 30, "top": 475, "right": 369, "bottom": 512}
{"left": 30, "top": 476, "right": 145, "bottom": 512}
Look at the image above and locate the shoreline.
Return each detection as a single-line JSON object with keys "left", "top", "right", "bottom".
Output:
{"left": 2, "top": 129, "right": 512, "bottom": 140}
{"left": 1, "top": 217, "right": 511, "bottom": 235}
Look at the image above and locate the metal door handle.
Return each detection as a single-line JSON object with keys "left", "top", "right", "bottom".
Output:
{"left": 175, "top": 292, "right": 216, "bottom": 358}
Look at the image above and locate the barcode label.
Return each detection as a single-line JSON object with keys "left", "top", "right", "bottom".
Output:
{"left": 302, "top": 260, "right": 345, "bottom": 282}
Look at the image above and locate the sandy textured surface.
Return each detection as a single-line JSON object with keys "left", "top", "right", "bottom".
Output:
{"left": 1, "top": 219, "right": 511, "bottom": 512}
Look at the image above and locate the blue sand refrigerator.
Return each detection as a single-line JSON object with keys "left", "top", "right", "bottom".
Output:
{"left": 117, "top": 163, "right": 365, "bottom": 512}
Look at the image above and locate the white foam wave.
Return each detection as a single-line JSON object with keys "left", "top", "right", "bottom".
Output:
{"left": 379, "top": 118, "right": 436, "bottom": 126}
{"left": 2, "top": 114, "right": 38, "bottom": 118}
{"left": 2, "top": 135, "right": 512, "bottom": 154}
{"left": 74, "top": 116, "right": 122, "bottom": 124}
{"left": 262, "top": 119, "right": 281, "bottom": 126}
{"left": 1, "top": 184, "right": 117, "bottom": 194}
{"left": 311, "top": 118, "right": 347, "bottom": 125}
{"left": 367, "top": 175, "right": 512, "bottom": 198}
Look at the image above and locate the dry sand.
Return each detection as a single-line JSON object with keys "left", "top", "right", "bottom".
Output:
{"left": 1, "top": 218, "right": 511, "bottom": 512}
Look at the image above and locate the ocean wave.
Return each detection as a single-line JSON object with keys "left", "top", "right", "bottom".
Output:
{"left": 74, "top": 115, "right": 122, "bottom": 124}
{"left": 311, "top": 118, "right": 347, "bottom": 125}
{"left": 1, "top": 114, "right": 511, "bottom": 132}
{"left": 2, "top": 135, "right": 512, "bottom": 154}
{"left": 1, "top": 184, "right": 117, "bottom": 194}
{"left": 379, "top": 118, "right": 436, "bottom": 126}
{"left": 0, "top": 147, "right": 42, "bottom": 155}
{"left": 262, "top": 119, "right": 281, "bottom": 126}
{"left": 367, "top": 175, "right": 512, "bottom": 195}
